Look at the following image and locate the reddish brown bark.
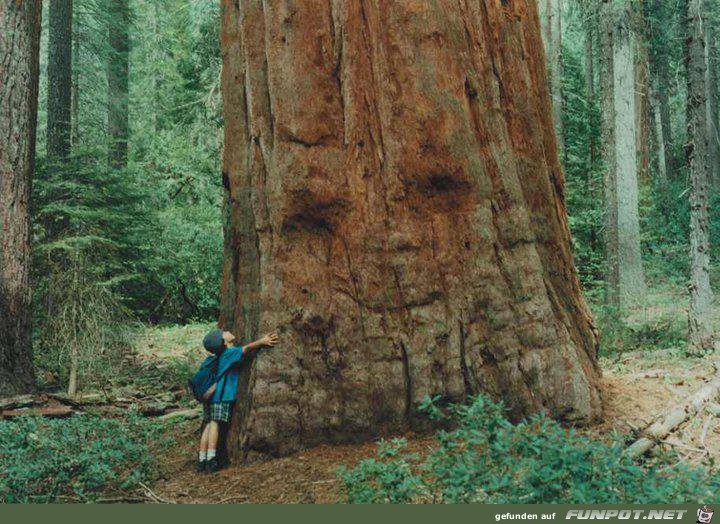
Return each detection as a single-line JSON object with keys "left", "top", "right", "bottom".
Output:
{"left": 220, "top": 0, "right": 602, "bottom": 459}
{"left": 0, "top": 0, "right": 41, "bottom": 395}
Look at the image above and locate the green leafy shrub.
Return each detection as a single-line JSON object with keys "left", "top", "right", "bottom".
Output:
{"left": 340, "top": 395, "right": 720, "bottom": 504}
{"left": 0, "top": 414, "right": 167, "bottom": 503}
{"left": 338, "top": 438, "right": 423, "bottom": 503}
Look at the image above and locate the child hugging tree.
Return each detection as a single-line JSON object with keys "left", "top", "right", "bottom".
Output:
{"left": 197, "top": 329, "right": 278, "bottom": 472}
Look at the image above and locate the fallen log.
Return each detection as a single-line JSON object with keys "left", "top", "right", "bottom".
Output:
{"left": 1, "top": 405, "right": 75, "bottom": 419}
{"left": 625, "top": 363, "right": 720, "bottom": 458}
{"left": 0, "top": 391, "right": 195, "bottom": 420}
{"left": 158, "top": 407, "right": 201, "bottom": 421}
{"left": 140, "top": 402, "right": 178, "bottom": 417}
{"left": 48, "top": 392, "right": 107, "bottom": 407}
{"left": 0, "top": 394, "right": 41, "bottom": 410}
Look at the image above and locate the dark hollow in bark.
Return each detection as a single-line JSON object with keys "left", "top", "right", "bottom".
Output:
{"left": 220, "top": 0, "right": 602, "bottom": 460}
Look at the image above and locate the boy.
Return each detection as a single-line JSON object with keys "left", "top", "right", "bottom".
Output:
{"left": 197, "top": 328, "right": 278, "bottom": 473}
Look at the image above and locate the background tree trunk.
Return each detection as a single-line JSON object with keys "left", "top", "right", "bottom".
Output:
{"left": 107, "top": 0, "right": 129, "bottom": 169}
{"left": 706, "top": 25, "right": 719, "bottom": 184}
{"left": 651, "top": 83, "right": 668, "bottom": 188}
{"left": 633, "top": 9, "right": 651, "bottom": 183}
{"left": 651, "top": 61, "right": 676, "bottom": 180}
{"left": 220, "top": 0, "right": 602, "bottom": 459}
{"left": 544, "top": 0, "right": 564, "bottom": 160}
{"left": 613, "top": 4, "right": 646, "bottom": 306}
{"left": 47, "top": 0, "right": 73, "bottom": 163}
{"left": 601, "top": 0, "right": 619, "bottom": 307}
{"left": 686, "top": 0, "right": 714, "bottom": 353}
{"left": 71, "top": 12, "right": 80, "bottom": 146}
{"left": 583, "top": 0, "right": 598, "bottom": 176}
{"left": 601, "top": 1, "right": 646, "bottom": 309}
{"left": 0, "top": 0, "right": 41, "bottom": 396}
{"left": 648, "top": 0, "right": 676, "bottom": 181}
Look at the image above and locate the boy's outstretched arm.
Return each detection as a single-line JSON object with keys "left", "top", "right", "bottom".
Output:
{"left": 242, "top": 332, "right": 279, "bottom": 356}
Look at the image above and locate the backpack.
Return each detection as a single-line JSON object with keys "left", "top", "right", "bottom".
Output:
{"left": 188, "top": 354, "right": 230, "bottom": 403}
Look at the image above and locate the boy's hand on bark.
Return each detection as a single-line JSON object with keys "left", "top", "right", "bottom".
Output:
{"left": 260, "top": 332, "right": 279, "bottom": 347}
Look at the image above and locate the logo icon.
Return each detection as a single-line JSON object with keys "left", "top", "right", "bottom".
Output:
{"left": 698, "top": 506, "right": 714, "bottom": 524}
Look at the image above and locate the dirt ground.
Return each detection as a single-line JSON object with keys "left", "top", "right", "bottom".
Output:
{"left": 148, "top": 350, "right": 720, "bottom": 504}
{"left": 596, "top": 351, "right": 720, "bottom": 459}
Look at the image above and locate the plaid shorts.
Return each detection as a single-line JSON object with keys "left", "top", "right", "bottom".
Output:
{"left": 203, "top": 402, "right": 233, "bottom": 423}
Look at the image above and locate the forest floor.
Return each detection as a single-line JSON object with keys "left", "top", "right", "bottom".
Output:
{"left": 135, "top": 288, "right": 720, "bottom": 503}
{"left": 145, "top": 352, "right": 719, "bottom": 503}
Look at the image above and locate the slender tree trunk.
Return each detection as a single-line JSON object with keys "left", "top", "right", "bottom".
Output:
{"left": 686, "top": 0, "right": 714, "bottom": 353}
{"left": 648, "top": 0, "right": 676, "bottom": 181}
{"left": 602, "top": 1, "right": 646, "bottom": 309}
{"left": 107, "top": 0, "right": 129, "bottom": 169}
{"left": 651, "top": 83, "right": 668, "bottom": 188}
{"left": 613, "top": 4, "right": 646, "bottom": 306}
{"left": 541, "top": 0, "right": 551, "bottom": 51}
{"left": 634, "top": 9, "right": 651, "bottom": 183}
{"left": 0, "top": 0, "right": 41, "bottom": 396}
{"left": 583, "top": 0, "right": 597, "bottom": 175}
{"left": 706, "top": 26, "right": 719, "bottom": 184}
{"left": 583, "top": 0, "right": 599, "bottom": 252}
{"left": 67, "top": 259, "right": 80, "bottom": 397}
{"left": 544, "top": 0, "right": 564, "bottom": 159}
{"left": 47, "top": 0, "right": 73, "bottom": 163}
{"left": 601, "top": 0, "right": 619, "bottom": 307}
{"left": 220, "top": 0, "right": 602, "bottom": 460}
{"left": 71, "top": 14, "right": 80, "bottom": 146}
{"left": 653, "top": 62, "right": 676, "bottom": 180}
{"left": 153, "top": 0, "right": 160, "bottom": 134}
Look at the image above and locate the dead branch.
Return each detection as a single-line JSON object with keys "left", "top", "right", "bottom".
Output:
{"left": 138, "top": 482, "right": 175, "bottom": 504}
{"left": 626, "top": 363, "right": 720, "bottom": 458}
{"left": 700, "top": 414, "right": 714, "bottom": 449}
{"left": 1, "top": 405, "right": 74, "bottom": 419}
{"left": 0, "top": 394, "right": 41, "bottom": 410}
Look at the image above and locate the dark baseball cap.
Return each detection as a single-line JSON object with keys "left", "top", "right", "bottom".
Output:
{"left": 203, "top": 329, "right": 225, "bottom": 354}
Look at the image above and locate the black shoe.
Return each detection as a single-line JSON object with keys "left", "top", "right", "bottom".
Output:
{"left": 206, "top": 457, "right": 220, "bottom": 473}
{"left": 196, "top": 460, "right": 207, "bottom": 473}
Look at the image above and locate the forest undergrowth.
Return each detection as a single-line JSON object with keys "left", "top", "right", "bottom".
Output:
{"left": 4, "top": 286, "right": 720, "bottom": 503}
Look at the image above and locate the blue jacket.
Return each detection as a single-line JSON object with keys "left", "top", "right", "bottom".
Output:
{"left": 203, "top": 346, "right": 244, "bottom": 403}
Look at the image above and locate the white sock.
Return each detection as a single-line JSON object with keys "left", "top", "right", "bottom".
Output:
{"left": 199, "top": 451, "right": 207, "bottom": 461}
{"left": 207, "top": 449, "right": 217, "bottom": 460}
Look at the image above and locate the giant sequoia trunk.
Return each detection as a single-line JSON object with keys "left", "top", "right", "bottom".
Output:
{"left": 0, "top": 0, "right": 41, "bottom": 395}
{"left": 220, "top": 0, "right": 602, "bottom": 459}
